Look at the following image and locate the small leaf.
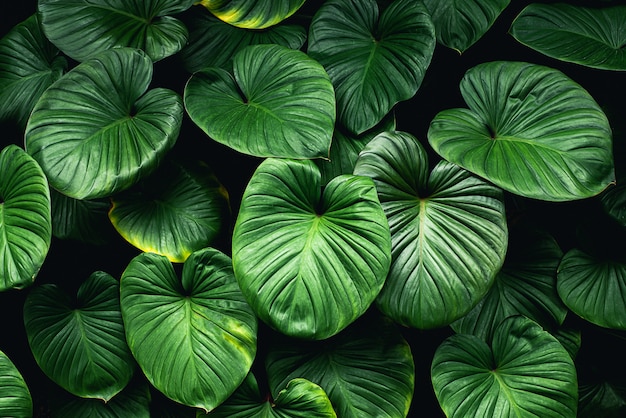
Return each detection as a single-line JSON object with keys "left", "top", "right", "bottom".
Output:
{"left": 0, "top": 350, "right": 32, "bottom": 418}
{"left": 199, "top": 0, "right": 306, "bottom": 29}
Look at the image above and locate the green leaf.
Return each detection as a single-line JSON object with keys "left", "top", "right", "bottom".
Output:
{"left": 199, "top": 0, "right": 306, "bottom": 29}
{"left": 184, "top": 44, "right": 335, "bottom": 159}
{"left": 428, "top": 61, "right": 615, "bottom": 201}
{"left": 25, "top": 47, "right": 183, "bottom": 200}
{"left": 51, "top": 189, "right": 112, "bottom": 245}
{"left": 601, "top": 184, "right": 626, "bottom": 227}
{"left": 0, "top": 350, "right": 32, "bottom": 418}
{"left": 423, "top": 0, "right": 510, "bottom": 53}
{"left": 120, "top": 248, "right": 257, "bottom": 412}
{"left": 0, "top": 144, "right": 51, "bottom": 291}
{"left": 38, "top": 0, "right": 193, "bottom": 62}
{"left": 579, "top": 381, "right": 626, "bottom": 418}
{"left": 308, "top": 0, "right": 435, "bottom": 134}
{"left": 510, "top": 4, "right": 626, "bottom": 71}
{"left": 232, "top": 158, "right": 391, "bottom": 340}
{"left": 23, "top": 271, "right": 135, "bottom": 401}
{"left": 201, "top": 374, "right": 337, "bottom": 417}
{"left": 109, "top": 158, "right": 229, "bottom": 263}
{"left": 354, "top": 131, "right": 507, "bottom": 329}
{"left": 266, "top": 315, "right": 414, "bottom": 418}
{"left": 431, "top": 316, "right": 578, "bottom": 418}
{"left": 180, "top": 12, "right": 306, "bottom": 73}
{"left": 0, "top": 14, "right": 66, "bottom": 128}
{"left": 557, "top": 249, "right": 626, "bottom": 330}
{"left": 451, "top": 225, "right": 566, "bottom": 341}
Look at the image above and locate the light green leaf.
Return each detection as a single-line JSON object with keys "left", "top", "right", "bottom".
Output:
{"left": 0, "top": 350, "right": 32, "bottom": 418}
{"left": 424, "top": 0, "right": 510, "bottom": 53}
{"left": 510, "top": 4, "right": 626, "bottom": 71}
{"left": 120, "top": 248, "right": 257, "bottom": 412}
{"left": 308, "top": 0, "right": 435, "bottom": 134}
{"left": 23, "top": 271, "right": 135, "bottom": 401}
{"left": 199, "top": 0, "right": 306, "bottom": 29}
{"left": 184, "top": 44, "right": 335, "bottom": 159}
{"left": 0, "top": 144, "right": 51, "bottom": 291}
{"left": 354, "top": 131, "right": 507, "bottom": 329}
{"left": 25, "top": 47, "right": 183, "bottom": 200}
{"left": 428, "top": 61, "right": 615, "bottom": 201}
{"left": 38, "top": 0, "right": 194, "bottom": 62}
{"left": 431, "top": 316, "right": 578, "bottom": 418}
{"left": 232, "top": 158, "right": 391, "bottom": 339}
{"left": 0, "top": 14, "right": 66, "bottom": 127}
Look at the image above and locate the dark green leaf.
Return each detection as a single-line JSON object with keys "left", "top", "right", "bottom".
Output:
{"left": 51, "top": 189, "right": 112, "bottom": 245}
{"left": 601, "top": 184, "right": 626, "bottom": 227}
{"left": 0, "top": 350, "right": 32, "bottom": 418}
{"left": 579, "top": 381, "right": 626, "bottom": 418}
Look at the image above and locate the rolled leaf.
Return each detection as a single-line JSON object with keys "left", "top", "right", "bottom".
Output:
{"left": 25, "top": 47, "right": 183, "bottom": 200}
{"left": 308, "top": 0, "right": 435, "bottom": 134}
{"left": 23, "top": 271, "right": 135, "bottom": 401}
{"left": 232, "top": 158, "right": 391, "bottom": 339}
{"left": 428, "top": 61, "right": 615, "bottom": 201}
{"left": 0, "top": 144, "right": 51, "bottom": 291}
{"left": 120, "top": 248, "right": 257, "bottom": 412}
{"left": 354, "top": 131, "right": 507, "bottom": 329}
{"left": 199, "top": 0, "right": 306, "bottom": 29}
{"left": 184, "top": 44, "right": 335, "bottom": 159}
{"left": 0, "top": 350, "right": 32, "bottom": 418}
{"left": 510, "top": 4, "right": 626, "bottom": 71}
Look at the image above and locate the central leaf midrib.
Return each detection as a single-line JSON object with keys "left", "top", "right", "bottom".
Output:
{"left": 491, "top": 370, "right": 524, "bottom": 418}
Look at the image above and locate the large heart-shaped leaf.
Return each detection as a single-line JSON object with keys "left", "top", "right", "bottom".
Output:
{"left": 180, "top": 12, "right": 306, "bottom": 73}
{"left": 0, "top": 14, "right": 66, "bottom": 127}
{"left": 308, "top": 0, "right": 435, "bottom": 135}
{"left": 510, "top": 4, "right": 626, "bottom": 71}
{"left": 38, "top": 0, "right": 193, "bottom": 62}
{"left": 109, "top": 158, "right": 229, "bottom": 263}
{"left": 232, "top": 158, "right": 391, "bottom": 340}
{"left": 201, "top": 374, "right": 336, "bottom": 417}
{"left": 120, "top": 248, "right": 257, "bottom": 412}
{"left": 25, "top": 47, "right": 183, "bottom": 200}
{"left": 185, "top": 44, "right": 335, "bottom": 159}
{"left": 0, "top": 144, "right": 51, "bottom": 291}
{"left": 431, "top": 315, "right": 578, "bottom": 417}
{"left": 354, "top": 131, "right": 507, "bottom": 329}
{"left": 199, "top": 0, "right": 305, "bottom": 29}
{"left": 451, "top": 225, "right": 567, "bottom": 341}
{"left": 51, "top": 189, "right": 113, "bottom": 245}
{"left": 557, "top": 248, "right": 626, "bottom": 330}
{"left": 266, "top": 315, "right": 414, "bottom": 418}
{"left": 23, "top": 271, "right": 135, "bottom": 401}
{"left": 423, "top": 0, "right": 510, "bottom": 53}
{"left": 0, "top": 350, "right": 32, "bottom": 418}
{"left": 428, "top": 61, "right": 615, "bottom": 201}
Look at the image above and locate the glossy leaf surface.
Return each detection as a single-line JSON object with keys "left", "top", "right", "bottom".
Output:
{"left": 0, "top": 14, "right": 66, "bottom": 127}
{"left": 38, "top": 0, "right": 193, "bottom": 62}
{"left": 199, "top": 0, "right": 305, "bottom": 29}
{"left": 432, "top": 316, "right": 578, "bottom": 418}
{"left": 0, "top": 145, "right": 51, "bottom": 290}
{"left": 428, "top": 61, "right": 614, "bottom": 201}
{"left": 25, "top": 47, "right": 183, "bottom": 200}
{"left": 557, "top": 249, "right": 626, "bottom": 330}
{"left": 423, "top": 0, "right": 510, "bottom": 53}
{"left": 0, "top": 350, "right": 32, "bottom": 418}
{"left": 185, "top": 44, "right": 335, "bottom": 159}
{"left": 109, "top": 158, "right": 229, "bottom": 263}
{"left": 23, "top": 271, "right": 135, "bottom": 401}
{"left": 308, "top": 0, "right": 435, "bottom": 134}
{"left": 510, "top": 4, "right": 626, "bottom": 71}
{"left": 120, "top": 248, "right": 257, "bottom": 412}
{"left": 354, "top": 131, "right": 507, "bottom": 329}
{"left": 232, "top": 158, "right": 391, "bottom": 339}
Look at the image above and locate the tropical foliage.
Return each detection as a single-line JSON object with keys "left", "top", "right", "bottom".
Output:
{"left": 1, "top": 0, "right": 625, "bottom": 417}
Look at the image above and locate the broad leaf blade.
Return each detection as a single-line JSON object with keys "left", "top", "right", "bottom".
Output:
{"left": 120, "top": 248, "right": 257, "bottom": 412}
{"left": 38, "top": 0, "right": 193, "bottom": 62}
{"left": 428, "top": 61, "right": 615, "bottom": 201}
{"left": 232, "top": 158, "right": 391, "bottom": 340}
{"left": 23, "top": 271, "right": 135, "bottom": 401}
{"left": 200, "top": 0, "right": 306, "bottom": 29}
{"left": 431, "top": 316, "right": 578, "bottom": 417}
{"left": 308, "top": 0, "right": 435, "bottom": 135}
{"left": 354, "top": 131, "right": 507, "bottom": 329}
{"left": 424, "top": 0, "right": 510, "bottom": 53}
{"left": 510, "top": 4, "right": 626, "bottom": 71}
{"left": 25, "top": 47, "right": 183, "bottom": 200}
{"left": 184, "top": 44, "right": 335, "bottom": 159}
{"left": 0, "top": 14, "right": 66, "bottom": 127}
{"left": 51, "top": 189, "right": 112, "bottom": 245}
{"left": 0, "top": 350, "right": 32, "bottom": 418}
{"left": 0, "top": 145, "right": 51, "bottom": 291}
